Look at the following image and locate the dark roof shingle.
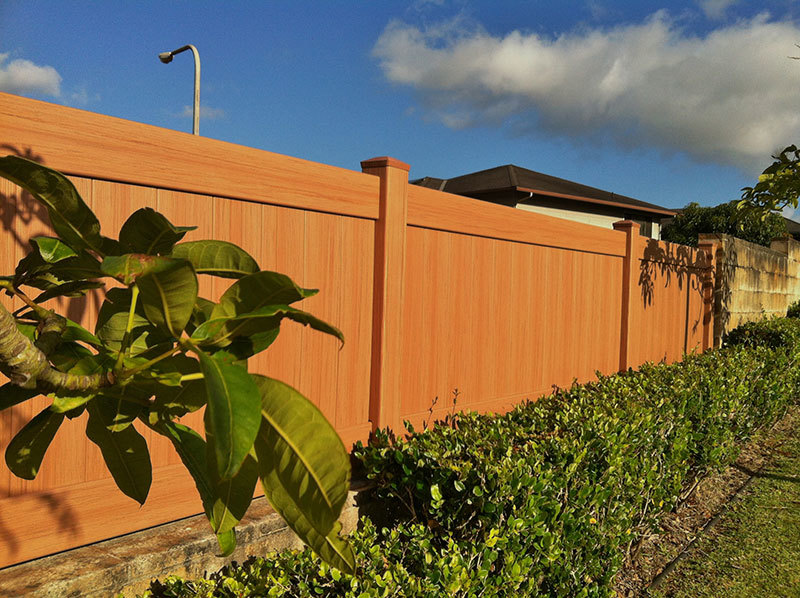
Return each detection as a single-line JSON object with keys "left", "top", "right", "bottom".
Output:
{"left": 412, "top": 164, "right": 675, "bottom": 216}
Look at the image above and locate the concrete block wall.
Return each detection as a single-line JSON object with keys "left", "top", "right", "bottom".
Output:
{"left": 699, "top": 233, "right": 800, "bottom": 346}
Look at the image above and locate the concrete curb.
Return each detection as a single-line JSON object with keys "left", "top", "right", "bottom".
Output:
{"left": 0, "top": 492, "right": 360, "bottom": 597}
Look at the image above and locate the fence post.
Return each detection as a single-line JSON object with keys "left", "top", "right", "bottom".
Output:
{"left": 361, "top": 156, "right": 409, "bottom": 434}
{"left": 613, "top": 220, "right": 639, "bottom": 371}
{"left": 696, "top": 238, "right": 717, "bottom": 351}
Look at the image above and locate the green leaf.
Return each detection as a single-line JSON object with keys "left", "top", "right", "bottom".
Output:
{"left": 315, "top": 522, "right": 356, "bottom": 574}
{"left": 171, "top": 240, "right": 259, "bottom": 279}
{"left": 251, "top": 375, "right": 352, "bottom": 571}
{"left": 5, "top": 407, "right": 64, "bottom": 479}
{"left": 86, "top": 399, "right": 152, "bottom": 505}
{"left": 100, "top": 236, "right": 123, "bottom": 256}
{"left": 198, "top": 351, "right": 262, "bottom": 480}
{"left": 151, "top": 380, "right": 207, "bottom": 418}
{"left": 50, "top": 393, "right": 94, "bottom": 413}
{"left": 96, "top": 288, "right": 171, "bottom": 355}
{"left": 48, "top": 252, "right": 104, "bottom": 281}
{"left": 119, "top": 207, "right": 195, "bottom": 255}
{"left": 14, "top": 249, "right": 55, "bottom": 286}
{"left": 31, "top": 236, "right": 78, "bottom": 263}
{"left": 0, "top": 156, "right": 103, "bottom": 253}
{"left": 33, "top": 280, "right": 104, "bottom": 303}
{"left": 137, "top": 259, "right": 198, "bottom": 337}
{"left": 100, "top": 254, "right": 178, "bottom": 285}
{"left": 0, "top": 383, "right": 38, "bottom": 412}
{"left": 222, "top": 329, "right": 282, "bottom": 361}
{"left": 215, "top": 529, "right": 237, "bottom": 557}
{"left": 14, "top": 322, "right": 36, "bottom": 341}
{"left": 16, "top": 246, "right": 102, "bottom": 291}
{"left": 48, "top": 342, "right": 96, "bottom": 371}
{"left": 149, "top": 356, "right": 208, "bottom": 417}
{"left": 94, "top": 387, "right": 148, "bottom": 431}
{"left": 212, "top": 271, "right": 317, "bottom": 320}
{"left": 193, "top": 297, "right": 216, "bottom": 324}
{"left": 154, "top": 421, "right": 215, "bottom": 507}
{"left": 186, "top": 297, "right": 216, "bottom": 336}
{"left": 47, "top": 352, "right": 108, "bottom": 414}
{"left": 207, "top": 437, "right": 259, "bottom": 535}
{"left": 62, "top": 318, "right": 103, "bottom": 347}
{"left": 153, "top": 421, "right": 256, "bottom": 544}
{"left": 192, "top": 305, "right": 343, "bottom": 348}
{"left": 147, "top": 353, "right": 201, "bottom": 386}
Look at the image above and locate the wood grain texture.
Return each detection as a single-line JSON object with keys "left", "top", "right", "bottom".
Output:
{"left": 0, "top": 463, "right": 205, "bottom": 568}
{"left": 408, "top": 185, "right": 626, "bottom": 257}
{"left": 400, "top": 225, "right": 624, "bottom": 430}
{"left": 0, "top": 172, "right": 376, "bottom": 565}
{"left": 630, "top": 237, "right": 710, "bottom": 366}
{"left": 0, "top": 92, "right": 716, "bottom": 568}
{"left": 0, "top": 92, "right": 380, "bottom": 220}
{"left": 362, "top": 160, "right": 409, "bottom": 433}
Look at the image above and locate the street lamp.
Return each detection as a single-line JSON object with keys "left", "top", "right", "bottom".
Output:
{"left": 159, "top": 44, "right": 201, "bottom": 135}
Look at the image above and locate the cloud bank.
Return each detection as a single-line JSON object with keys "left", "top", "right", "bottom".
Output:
{"left": 698, "top": 0, "right": 739, "bottom": 20}
{"left": 0, "top": 53, "right": 61, "bottom": 97}
{"left": 374, "top": 13, "right": 800, "bottom": 172}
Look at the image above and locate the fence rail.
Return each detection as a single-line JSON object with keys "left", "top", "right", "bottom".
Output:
{"left": 0, "top": 92, "right": 713, "bottom": 567}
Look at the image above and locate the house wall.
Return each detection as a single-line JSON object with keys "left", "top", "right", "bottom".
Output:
{"left": 699, "top": 233, "right": 800, "bottom": 346}
{"left": 0, "top": 92, "right": 713, "bottom": 567}
{"left": 517, "top": 200, "right": 661, "bottom": 239}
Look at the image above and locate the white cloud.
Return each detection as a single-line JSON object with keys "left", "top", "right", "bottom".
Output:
{"left": 698, "top": 0, "right": 738, "bottom": 20}
{"left": 68, "top": 86, "right": 100, "bottom": 106}
{"left": 373, "top": 13, "right": 800, "bottom": 172}
{"left": 181, "top": 104, "right": 226, "bottom": 119}
{"left": 0, "top": 53, "right": 61, "bottom": 97}
{"left": 586, "top": 0, "right": 608, "bottom": 20}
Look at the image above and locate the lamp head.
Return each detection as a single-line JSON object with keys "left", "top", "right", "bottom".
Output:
{"left": 158, "top": 52, "right": 173, "bottom": 64}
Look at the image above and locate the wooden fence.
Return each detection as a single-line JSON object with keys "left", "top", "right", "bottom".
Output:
{"left": 0, "top": 92, "right": 714, "bottom": 567}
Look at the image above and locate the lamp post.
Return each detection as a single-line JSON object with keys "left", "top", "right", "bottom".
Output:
{"left": 159, "top": 44, "right": 201, "bottom": 135}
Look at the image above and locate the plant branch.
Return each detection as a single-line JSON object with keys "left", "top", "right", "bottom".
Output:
{"left": 3, "top": 283, "right": 50, "bottom": 321}
{"left": 118, "top": 344, "right": 180, "bottom": 381}
{"left": 0, "top": 301, "right": 111, "bottom": 391}
{"left": 114, "top": 284, "right": 140, "bottom": 374}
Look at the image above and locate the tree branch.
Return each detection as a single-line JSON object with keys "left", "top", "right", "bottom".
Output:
{"left": 0, "top": 301, "right": 112, "bottom": 392}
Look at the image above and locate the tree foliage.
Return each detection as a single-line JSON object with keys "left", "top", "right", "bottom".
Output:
{"left": 0, "top": 156, "right": 355, "bottom": 572}
{"left": 740, "top": 144, "right": 800, "bottom": 215}
{"left": 661, "top": 200, "right": 787, "bottom": 248}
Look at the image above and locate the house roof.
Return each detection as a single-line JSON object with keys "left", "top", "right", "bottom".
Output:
{"left": 785, "top": 217, "right": 800, "bottom": 238}
{"left": 412, "top": 164, "right": 676, "bottom": 217}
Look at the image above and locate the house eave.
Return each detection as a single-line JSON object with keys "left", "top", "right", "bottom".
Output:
{"left": 516, "top": 186, "right": 677, "bottom": 217}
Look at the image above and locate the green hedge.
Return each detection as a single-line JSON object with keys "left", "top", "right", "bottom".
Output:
{"left": 724, "top": 316, "right": 800, "bottom": 349}
{"left": 788, "top": 300, "right": 800, "bottom": 319}
{"left": 144, "top": 319, "right": 800, "bottom": 598}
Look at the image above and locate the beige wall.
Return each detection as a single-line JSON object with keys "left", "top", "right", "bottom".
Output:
{"left": 699, "top": 233, "right": 800, "bottom": 346}
{"left": 517, "top": 203, "right": 661, "bottom": 239}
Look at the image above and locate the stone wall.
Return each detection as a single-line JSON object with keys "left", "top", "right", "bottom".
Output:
{"left": 699, "top": 233, "right": 800, "bottom": 346}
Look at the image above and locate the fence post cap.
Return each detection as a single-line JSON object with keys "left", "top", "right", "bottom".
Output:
{"left": 360, "top": 156, "right": 410, "bottom": 172}
{"left": 613, "top": 220, "right": 639, "bottom": 232}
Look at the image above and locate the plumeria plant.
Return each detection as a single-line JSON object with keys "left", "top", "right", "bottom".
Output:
{"left": 0, "top": 156, "right": 355, "bottom": 573}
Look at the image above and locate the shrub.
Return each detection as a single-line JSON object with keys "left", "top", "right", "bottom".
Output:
{"left": 788, "top": 300, "right": 800, "bottom": 319}
{"left": 723, "top": 316, "right": 800, "bottom": 349}
{"left": 661, "top": 201, "right": 787, "bottom": 248}
{"left": 144, "top": 318, "right": 800, "bottom": 598}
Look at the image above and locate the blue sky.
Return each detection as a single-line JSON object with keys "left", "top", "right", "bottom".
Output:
{"left": 1, "top": 1, "right": 800, "bottom": 213}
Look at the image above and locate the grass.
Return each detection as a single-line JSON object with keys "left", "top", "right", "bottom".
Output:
{"left": 649, "top": 413, "right": 800, "bottom": 598}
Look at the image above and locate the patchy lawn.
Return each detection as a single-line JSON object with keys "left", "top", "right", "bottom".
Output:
{"left": 632, "top": 406, "right": 800, "bottom": 597}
